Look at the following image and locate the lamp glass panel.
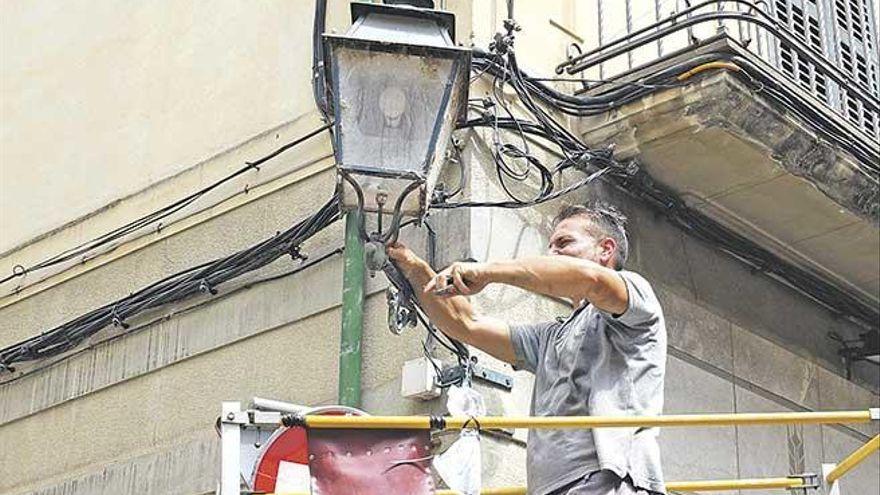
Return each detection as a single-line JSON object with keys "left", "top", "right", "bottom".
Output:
{"left": 334, "top": 46, "right": 454, "bottom": 176}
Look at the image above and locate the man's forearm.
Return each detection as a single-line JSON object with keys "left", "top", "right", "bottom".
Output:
{"left": 483, "top": 256, "right": 627, "bottom": 313}
{"left": 396, "top": 259, "right": 479, "bottom": 344}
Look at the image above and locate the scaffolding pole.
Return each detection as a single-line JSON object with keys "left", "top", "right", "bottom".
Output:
{"left": 434, "top": 476, "right": 812, "bottom": 494}
{"left": 825, "top": 434, "right": 880, "bottom": 483}
{"left": 284, "top": 409, "right": 876, "bottom": 430}
{"left": 274, "top": 476, "right": 812, "bottom": 495}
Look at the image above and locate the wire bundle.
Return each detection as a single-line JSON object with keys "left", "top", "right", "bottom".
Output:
{"left": 0, "top": 123, "right": 333, "bottom": 288}
{"left": 3, "top": 15, "right": 877, "bottom": 374}
{"left": 0, "top": 194, "right": 341, "bottom": 371}
{"left": 383, "top": 260, "right": 472, "bottom": 388}
{"left": 473, "top": 46, "right": 879, "bottom": 173}
{"left": 441, "top": 39, "right": 879, "bottom": 330}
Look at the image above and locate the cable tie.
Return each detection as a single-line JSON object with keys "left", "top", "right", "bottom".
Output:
{"left": 462, "top": 416, "right": 482, "bottom": 433}
{"left": 110, "top": 306, "right": 130, "bottom": 329}
{"left": 289, "top": 245, "right": 308, "bottom": 262}
{"left": 281, "top": 413, "right": 306, "bottom": 428}
{"left": 199, "top": 280, "right": 218, "bottom": 295}
{"left": 12, "top": 265, "right": 27, "bottom": 277}
{"left": 429, "top": 415, "right": 447, "bottom": 431}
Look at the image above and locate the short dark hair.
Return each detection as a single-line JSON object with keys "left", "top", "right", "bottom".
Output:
{"left": 552, "top": 201, "right": 629, "bottom": 270}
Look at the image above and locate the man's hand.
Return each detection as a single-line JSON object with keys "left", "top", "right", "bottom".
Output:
{"left": 386, "top": 242, "right": 428, "bottom": 279}
{"left": 385, "top": 241, "right": 515, "bottom": 364}
{"left": 424, "top": 261, "right": 490, "bottom": 297}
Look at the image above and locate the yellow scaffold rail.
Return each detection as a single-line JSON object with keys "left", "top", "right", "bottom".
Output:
{"left": 275, "top": 476, "right": 808, "bottom": 495}
{"left": 825, "top": 434, "right": 880, "bottom": 483}
{"left": 434, "top": 476, "right": 809, "bottom": 494}
{"left": 292, "top": 409, "right": 873, "bottom": 430}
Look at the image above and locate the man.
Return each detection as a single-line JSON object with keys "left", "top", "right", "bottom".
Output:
{"left": 387, "top": 201, "right": 666, "bottom": 495}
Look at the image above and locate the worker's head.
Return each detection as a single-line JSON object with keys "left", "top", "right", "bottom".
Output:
{"left": 549, "top": 201, "right": 629, "bottom": 270}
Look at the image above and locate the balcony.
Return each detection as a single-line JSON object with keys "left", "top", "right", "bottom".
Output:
{"left": 554, "top": 2, "right": 879, "bottom": 334}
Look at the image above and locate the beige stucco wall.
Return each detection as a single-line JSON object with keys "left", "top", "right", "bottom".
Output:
{"left": 0, "top": 1, "right": 351, "bottom": 253}
{"left": 1, "top": 1, "right": 877, "bottom": 494}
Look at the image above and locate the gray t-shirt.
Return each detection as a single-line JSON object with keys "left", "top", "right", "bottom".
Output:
{"left": 510, "top": 270, "right": 667, "bottom": 495}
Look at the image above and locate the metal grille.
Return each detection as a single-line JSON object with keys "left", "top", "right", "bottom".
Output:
{"left": 772, "top": 0, "right": 879, "bottom": 136}
{"left": 829, "top": 0, "right": 879, "bottom": 135}
{"left": 772, "top": 0, "right": 829, "bottom": 101}
{"left": 575, "top": 0, "right": 880, "bottom": 139}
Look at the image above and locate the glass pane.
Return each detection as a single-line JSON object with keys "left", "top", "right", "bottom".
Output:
{"left": 334, "top": 46, "right": 454, "bottom": 175}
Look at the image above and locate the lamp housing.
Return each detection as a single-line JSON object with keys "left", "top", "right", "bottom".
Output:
{"left": 324, "top": 2, "right": 470, "bottom": 219}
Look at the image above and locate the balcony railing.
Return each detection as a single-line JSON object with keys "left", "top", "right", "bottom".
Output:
{"left": 555, "top": 0, "right": 880, "bottom": 141}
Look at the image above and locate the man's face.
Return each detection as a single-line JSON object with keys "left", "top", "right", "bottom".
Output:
{"left": 548, "top": 215, "right": 614, "bottom": 267}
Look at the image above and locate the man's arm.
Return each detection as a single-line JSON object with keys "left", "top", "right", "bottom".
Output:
{"left": 387, "top": 243, "right": 516, "bottom": 364}
{"left": 427, "top": 255, "right": 629, "bottom": 315}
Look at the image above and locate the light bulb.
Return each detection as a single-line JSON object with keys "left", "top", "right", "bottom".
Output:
{"left": 379, "top": 86, "right": 407, "bottom": 120}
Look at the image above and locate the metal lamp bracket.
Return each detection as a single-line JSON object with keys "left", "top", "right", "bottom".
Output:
{"left": 386, "top": 285, "right": 417, "bottom": 335}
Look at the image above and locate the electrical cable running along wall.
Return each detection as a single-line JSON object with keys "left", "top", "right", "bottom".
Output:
{"left": 4, "top": 3, "right": 876, "bottom": 376}
{"left": 0, "top": 193, "right": 341, "bottom": 372}
{"left": 0, "top": 123, "right": 334, "bottom": 289}
{"left": 440, "top": 36, "right": 879, "bottom": 330}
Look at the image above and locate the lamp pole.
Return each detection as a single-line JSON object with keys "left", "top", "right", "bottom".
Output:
{"left": 327, "top": 1, "right": 470, "bottom": 407}
{"left": 339, "top": 209, "right": 365, "bottom": 408}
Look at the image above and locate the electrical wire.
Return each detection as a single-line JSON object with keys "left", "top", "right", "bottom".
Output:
{"left": 0, "top": 193, "right": 342, "bottom": 372}
{"left": 472, "top": 46, "right": 879, "bottom": 172}
{"left": 1, "top": 123, "right": 334, "bottom": 288}
{"left": 443, "top": 30, "right": 879, "bottom": 332}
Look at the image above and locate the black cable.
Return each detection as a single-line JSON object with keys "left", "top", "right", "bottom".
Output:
{"left": 1, "top": 123, "right": 334, "bottom": 287}
{"left": 0, "top": 194, "right": 342, "bottom": 371}
{"left": 472, "top": 47, "right": 878, "bottom": 175}
{"left": 453, "top": 34, "right": 879, "bottom": 332}
{"left": 433, "top": 166, "right": 612, "bottom": 209}
{"left": 312, "top": 0, "right": 331, "bottom": 123}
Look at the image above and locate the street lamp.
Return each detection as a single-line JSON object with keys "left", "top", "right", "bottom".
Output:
{"left": 324, "top": 1, "right": 471, "bottom": 243}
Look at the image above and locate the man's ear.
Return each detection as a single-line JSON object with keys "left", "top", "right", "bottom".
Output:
{"left": 598, "top": 237, "right": 617, "bottom": 267}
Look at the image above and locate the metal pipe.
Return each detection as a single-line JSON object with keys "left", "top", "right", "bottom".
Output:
{"left": 272, "top": 476, "right": 809, "bottom": 495}
{"left": 825, "top": 434, "right": 880, "bottom": 483}
{"left": 667, "top": 477, "right": 807, "bottom": 491}
{"left": 220, "top": 402, "right": 242, "bottom": 495}
{"left": 291, "top": 409, "right": 875, "bottom": 429}
{"left": 252, "top": 397, "right": 308, "bottom": 414}
{"left": 338, "top": 210, "right": 365, "bottom": 407}
{"left": 432, "top": 477, "right": 809, "bottom": 494}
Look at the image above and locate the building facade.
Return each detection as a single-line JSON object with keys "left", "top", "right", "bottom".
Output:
{"left": 1, "top": 1, "right": 877, "bottom": 494}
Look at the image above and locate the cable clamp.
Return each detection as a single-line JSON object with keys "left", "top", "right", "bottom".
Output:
{"left": 198, "top": 279, "right": 218, "bottom": 295}
{"left": 429, "top": 415, "right": 447, "bottom": 431}
{"left": 111, "top": 306, "right": 130, "bottom": 329}
{"left": 386, "top": 286, "right": 417, "bottom": 335}
{"left": 788, "top": 472, "right": 819, "bottom": 490}
{"left": 289, "top": 244, "right": 308, "bottom": 262}
{"left": 281, "top": 413, "right": 306, "bottom": 428}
